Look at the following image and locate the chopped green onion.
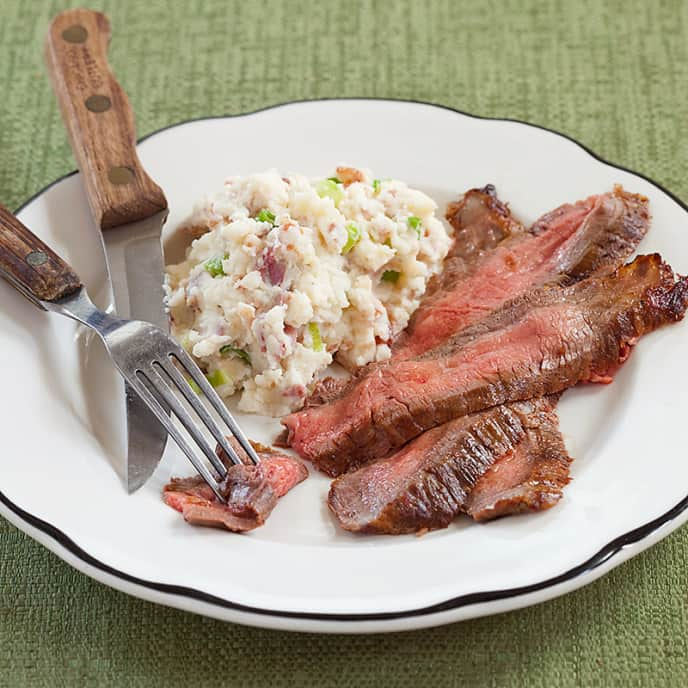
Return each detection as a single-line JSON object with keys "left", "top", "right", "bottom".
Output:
{"left": 206, "top": 369, "right": 232, "bottom": 388}
{"left": 316, "top": 179, "right": 344, "bottom": 206}
{"left": 187, "top": 378, "right": 202, "bottom": 395}
{"left": 327, "top": 176, "right": 342, "bottom": 184}
{"left": 220, "top": 345, "right": 251, "bottom": 365}
{"left": 381, "top": 269, "right": 401, "bottom": 284}
{"left": 308, "top": 322, "right": 323, "bottom": 352}
{"left": 407, "top": 216, "right": 422, "bottom": 238}
{"left": 342, "top": 222, "right": 361, "bottom": 254}
{"left": 372, "top": 179, "right": 381, "bottom": 194}
{"left": 204, "top": 254, "right": 228, "bottom": 278}
{"left": 256, "top": 208, "right": 276, "bottom": 224}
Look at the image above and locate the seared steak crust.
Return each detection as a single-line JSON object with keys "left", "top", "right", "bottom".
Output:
{"left": 464, "top": 397, "right": 570, "bottom": 521}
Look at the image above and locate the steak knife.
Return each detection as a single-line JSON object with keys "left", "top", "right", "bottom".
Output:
{"left": 45, "top": 9, "right": 170, "bottom": 492}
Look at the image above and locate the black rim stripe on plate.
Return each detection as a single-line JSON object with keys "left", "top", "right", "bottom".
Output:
{"left": 1, "top": 487, "right": 686, "bottom": 621}
{"left": 4, "top": 98, "right": 688, "bottom": 623}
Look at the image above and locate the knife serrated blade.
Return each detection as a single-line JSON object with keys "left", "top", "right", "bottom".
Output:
{"left": 46, "top": 9, "right": 172, "bottom": 492}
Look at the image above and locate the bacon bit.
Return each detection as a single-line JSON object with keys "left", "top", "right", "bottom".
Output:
{"left": 336, "top": 166, "right": 364, "bottom": 186}
{"left": 243, "top": 234, "right": 261, "bottom": 252}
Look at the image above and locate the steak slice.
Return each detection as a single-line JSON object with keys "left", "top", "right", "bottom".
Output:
{"left": 284, "top": 254, "right": 688, "bottom": 476}
{"left": 463, "top": 396, "right": 570, "bottom": 522}
{"left": 163, "top": 441, "right": 308, "bottom": 532}
{"left": 328, "top": 398, "right": 569, "bottom": 534}
{"left": 394, "top": 185, "right": 649, "bottom": 359}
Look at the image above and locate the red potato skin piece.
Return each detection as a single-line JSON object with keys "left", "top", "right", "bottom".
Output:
{"left": 336, "top": 166, "right": 365, "bottom": 186}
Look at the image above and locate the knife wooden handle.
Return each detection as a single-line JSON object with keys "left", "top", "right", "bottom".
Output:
{"left": 45, "top": 9, "right": 167, "bottom": 230}
{"left": 0, "top": 204, "right": 82, "bottom": 304}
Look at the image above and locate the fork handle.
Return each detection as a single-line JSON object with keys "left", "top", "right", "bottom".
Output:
{"left": 0, "top": 204, "right": 82, "bottom": 305}
{"left": 45, "top": 9, "right": 167, "bottom": 230}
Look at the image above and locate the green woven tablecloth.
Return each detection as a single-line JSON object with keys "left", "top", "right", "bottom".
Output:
{"left": 2, "top": 0, "right": 687, "bottom": 685}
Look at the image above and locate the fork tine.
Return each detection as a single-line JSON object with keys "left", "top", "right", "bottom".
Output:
{"left": 156, "top": 356, "right": 245, "bottom": 468}
{"left": 143, "top": 366, "right": 229, "bottom": 478}
{"left": 124, "top": 373, "right": 226, "bottom": 502}
{"left": 151, "top": 360, "right": 230, "bottom": 475}
{"left": 170, "top": 346, "right": 260, "bottom": 466}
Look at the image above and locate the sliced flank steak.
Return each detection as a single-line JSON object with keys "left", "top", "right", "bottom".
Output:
{"left": 284, "top": 254, "right": 688, "bottom": 476}
{"left": 295, "top": 185, "right": 651, "bottom": 534}
{"left": 328, "top": 397, "right": 570, "bottom": 534}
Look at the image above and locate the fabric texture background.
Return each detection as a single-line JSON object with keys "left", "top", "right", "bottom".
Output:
{"left": 1, "top": 1, "right": 687, "bottom": 686}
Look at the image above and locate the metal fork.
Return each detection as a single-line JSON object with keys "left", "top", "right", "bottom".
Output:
{"left": 0, "top": 204, "right": 258, "bottom": 501}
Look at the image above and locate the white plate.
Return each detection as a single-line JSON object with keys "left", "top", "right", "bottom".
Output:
{"left": 2, "top": 99, "right": 688, "bottom": 634}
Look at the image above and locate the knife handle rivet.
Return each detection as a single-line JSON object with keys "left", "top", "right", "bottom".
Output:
{"left": 61, "top": 25, "right": 88, "bottom": 43}
{"left": 85, "top": 95, "right": 112, "bottom": 113}
{"left": 108, "top": 166, "right": 135, "bottom": 186}
{"left": 25, "top": 251, "right": 48, "bottom": 267}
